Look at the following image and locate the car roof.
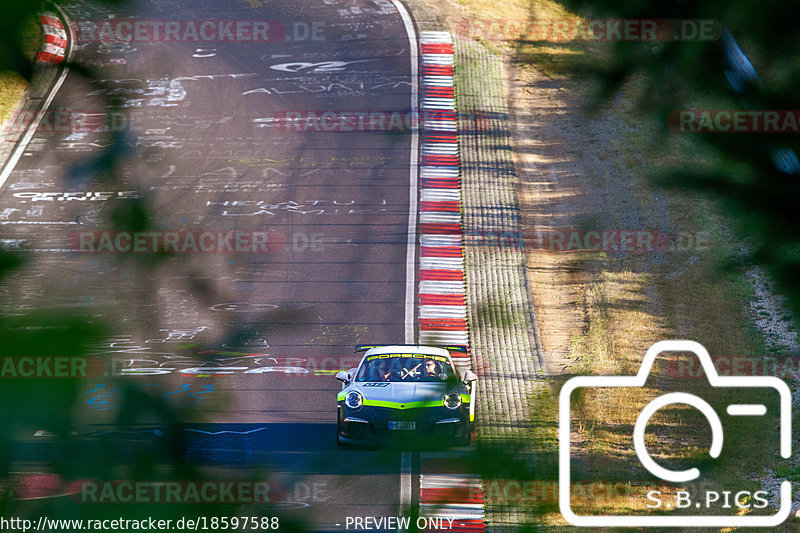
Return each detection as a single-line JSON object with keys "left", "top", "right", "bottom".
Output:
{"left": 362, "top": 344, "right": 453, "bottom": 360}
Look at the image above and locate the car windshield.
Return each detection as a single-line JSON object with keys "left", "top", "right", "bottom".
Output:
{"left": 356, "top": 354, "right": 456, "bottom": 382}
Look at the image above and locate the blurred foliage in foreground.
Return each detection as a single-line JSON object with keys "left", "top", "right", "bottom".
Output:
{"left": 551, "top": 0, "right": 800, "bottom": 322}
{"left": 0, "top": 0, "right": 289, "bottom": 527}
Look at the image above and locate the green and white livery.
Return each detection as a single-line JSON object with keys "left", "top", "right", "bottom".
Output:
{"left": 335, "top": 345, "right": 477, "bottom": 447}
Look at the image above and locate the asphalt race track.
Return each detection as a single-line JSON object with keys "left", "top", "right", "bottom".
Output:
{"left": 0, "top": 0, "right": 422, "bottom": 530}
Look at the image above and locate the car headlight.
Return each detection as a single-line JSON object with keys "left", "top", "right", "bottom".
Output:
{"left": 444, "top": 392, "right": 462, "bottom": 410}
{"left": 344, "top": 391, "right": 363, "bottom": 410}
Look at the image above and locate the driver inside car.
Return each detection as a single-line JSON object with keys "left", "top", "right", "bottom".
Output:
{"left": 375, "top": 361, "right": 392, "bottom": 381}
{"left": 423, "top": 358, "right": 440, "bottom": 379}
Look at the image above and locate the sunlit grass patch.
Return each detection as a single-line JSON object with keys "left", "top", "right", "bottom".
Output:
{"left": 0, "top": 12, "right": 40, "bottom": 128}
{"left": 0, "top": 71, "right": 28, "bottom": 125}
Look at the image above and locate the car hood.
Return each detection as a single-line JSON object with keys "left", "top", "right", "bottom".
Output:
{"left": 353, "top": 382, "right": 457, "bottom": 404}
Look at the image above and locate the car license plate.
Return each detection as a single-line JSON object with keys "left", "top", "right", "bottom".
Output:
{"left": 389, "top": 421, "right": 415, "bottom": 430}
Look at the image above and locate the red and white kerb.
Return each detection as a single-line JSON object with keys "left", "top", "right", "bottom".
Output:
{"left": 416, "top": 30, "right": 487, "bottom": 532}
{"left": 417, "top": 31, "right": 468, "bottom": 361}
{"left": 37, "top": 14, "right": 67, "bottom": 64}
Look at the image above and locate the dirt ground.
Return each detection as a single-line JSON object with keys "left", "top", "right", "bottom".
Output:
{"left": 408, "top": 0, "right": 800, "bottom": 377}
{"left": 409, "top": 0, "right": 595, "bottom": 374}
{"left": 409, "top": 0, "right": 800, "bottom": 524}
{"left": 503, "top": 64, "right": 597, "bottom": 375}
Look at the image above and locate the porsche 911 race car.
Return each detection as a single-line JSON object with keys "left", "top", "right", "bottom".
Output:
{"left": 335, "top": 344, "right": 477, "bottom": 447}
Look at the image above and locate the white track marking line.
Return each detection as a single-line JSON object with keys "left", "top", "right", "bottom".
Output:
{"left": 392, "top": 0, "right": 418, "bottom": 528}
{"left": 0, "top": 9, "right": 72, "bottom": 191}
{"left": 0, "top": 73, "right": 70, "bottom": 192}
{"left": 393, "top": 0, "right": 418, "bottom": 351}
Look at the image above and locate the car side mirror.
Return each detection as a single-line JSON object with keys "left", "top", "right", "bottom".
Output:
{"left": 335, "top": 370, "right": 350, "bottom": 384}
{"left": 461, "top": 370, "right": 478, "bottom": 383}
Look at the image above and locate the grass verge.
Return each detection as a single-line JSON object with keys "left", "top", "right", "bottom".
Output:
{"left": 0, "top": 12, "right": 42, "bottom": 126}
{"left": 438, "top": 0, "right": 800, "bottom": 529}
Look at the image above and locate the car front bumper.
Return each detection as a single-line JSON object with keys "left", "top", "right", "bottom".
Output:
{"left": 337, "top": 404, "right": 470, "bottom": 445}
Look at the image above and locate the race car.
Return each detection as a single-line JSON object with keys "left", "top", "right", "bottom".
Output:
{"left": 335, "top": 344, "right": 477, "bottom": 447}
